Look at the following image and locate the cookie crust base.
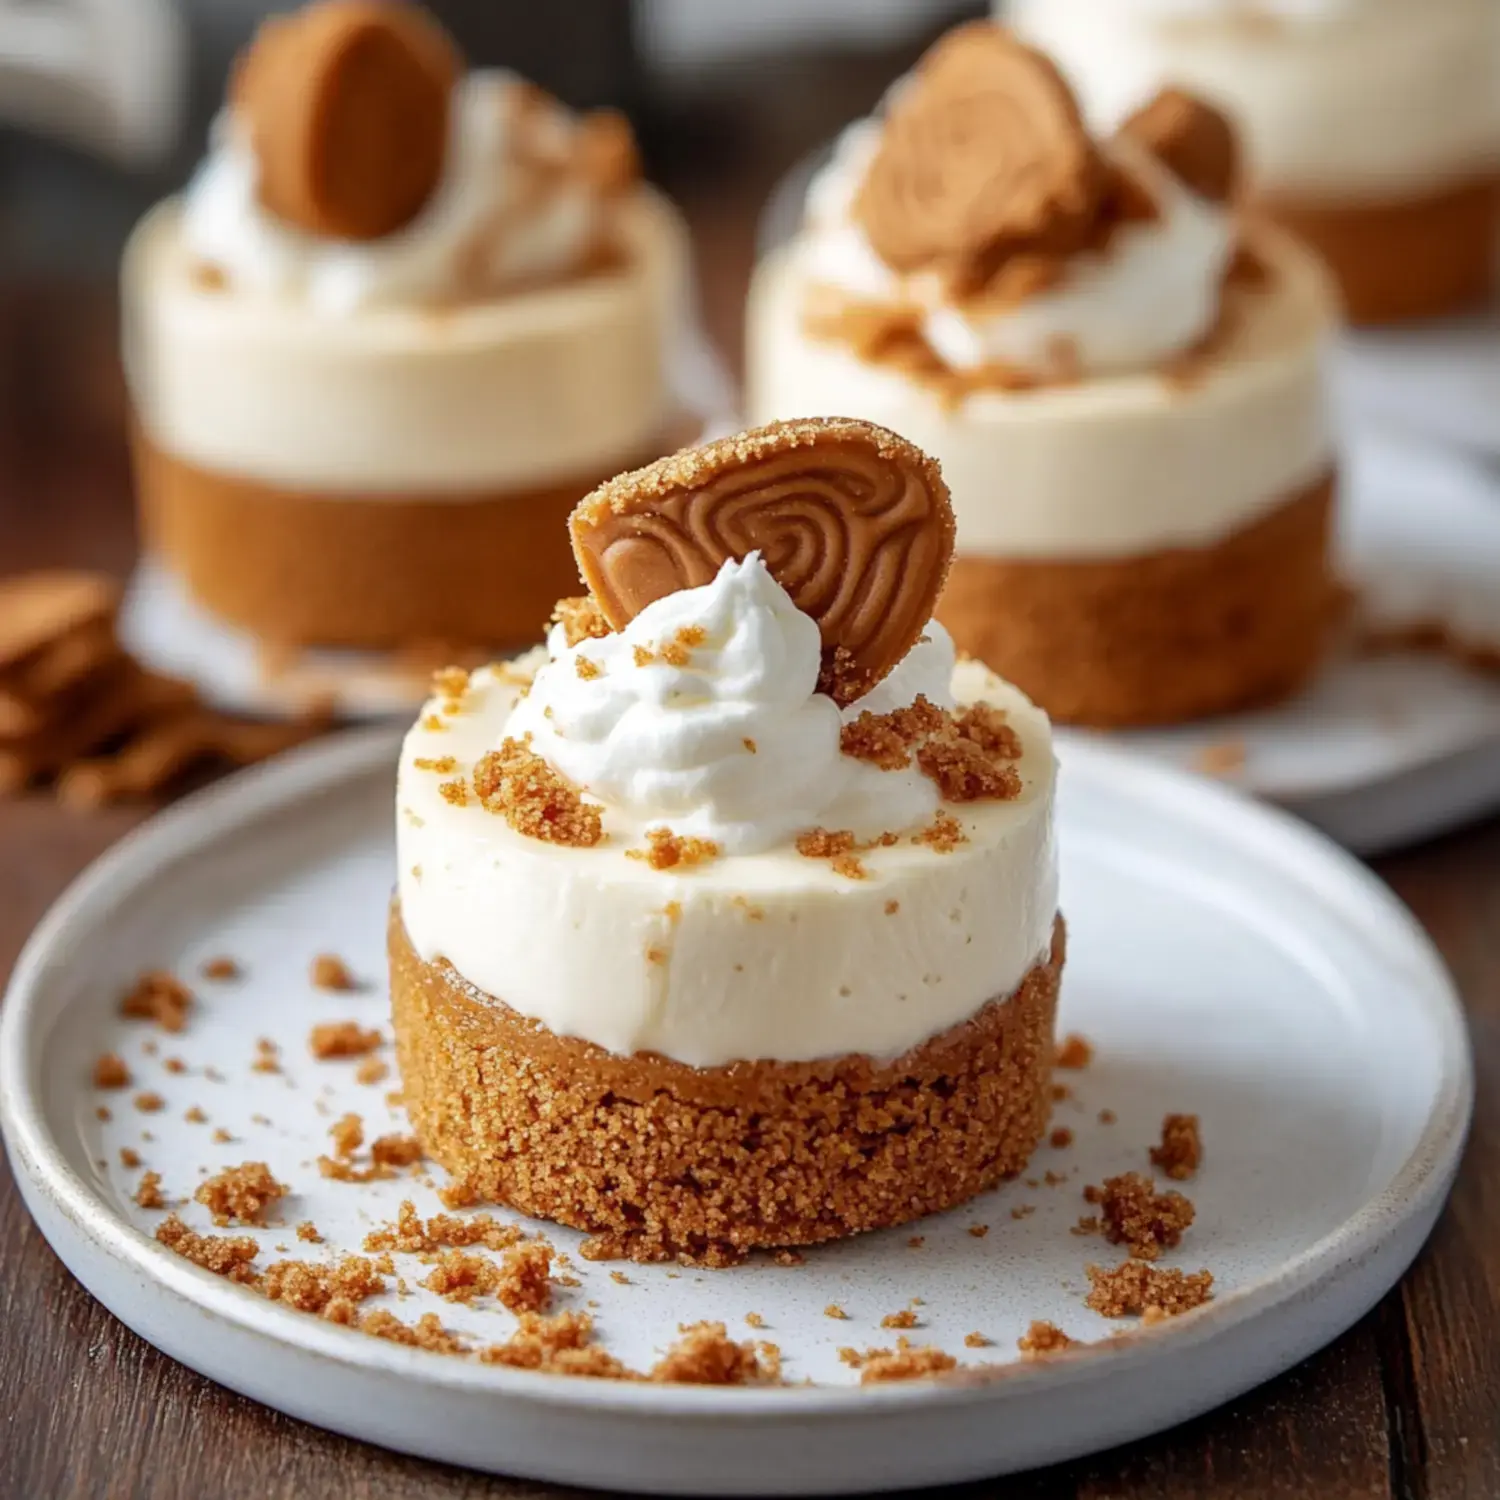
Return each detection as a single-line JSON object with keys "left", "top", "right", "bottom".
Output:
{"left": 133, "top": 425, "right": 689, "bottom": 652}
{"left": 388, "top": 901, "right": 1064, "bottom": 1264}
{"left": 936, "top": 471, "right": 1337, "bottom": 729}
{"left": 1263, "top": 175, "right": 1497, "bottom": 326}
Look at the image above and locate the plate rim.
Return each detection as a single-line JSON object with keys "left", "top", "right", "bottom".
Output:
{"left": 0, "top": 725, "right": 1473, "bottom": 1420}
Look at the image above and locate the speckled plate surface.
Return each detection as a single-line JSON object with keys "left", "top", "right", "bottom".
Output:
{"left": 0, "top": 728, "right": 1470, "bottom": 1493}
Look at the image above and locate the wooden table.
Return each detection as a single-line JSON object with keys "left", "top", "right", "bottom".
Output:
{"left": 2, "top": 131, "right": 1499, "bottom": 1500}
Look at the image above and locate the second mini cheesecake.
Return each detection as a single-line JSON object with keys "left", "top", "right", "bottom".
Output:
{"left": 747, "top": 23, "right": 1341, "bottom": 729}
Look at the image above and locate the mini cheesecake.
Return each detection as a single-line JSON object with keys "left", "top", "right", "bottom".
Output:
{"left": 123, "top": 0, "right": 692, "bottom": 656}
{"left": 1008, "top": 0, "right": 1500, "bottom": 325}
{"left": 747, "top": 23, "right": 1340, "bottom": 728}
{"left": 389, "top": 418, "right": 1062, "bottom": 1265}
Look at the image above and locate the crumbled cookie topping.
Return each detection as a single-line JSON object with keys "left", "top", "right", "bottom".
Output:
{"left": 1084, "top": 1172, "right": 1194, "bottom": 1261}
{"left": 625, "top": 827, "right": 719, "bottom": 870}
{"left": 120, "top": 970, "right": 193, "bottom": 1032}
{"left": 473, "top": 736, "right": 603, "bottom": 847}
{"left": 194, "top": 1161, "right": 287, "bottom": 1226}
{"left": 1085, "top": 1261, "right": 1214, "bottom": 1319}
{"left": 1150, "top": 1113, "right": 1202, "bottom": 1181}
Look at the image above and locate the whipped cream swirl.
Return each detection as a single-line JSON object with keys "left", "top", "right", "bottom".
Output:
{"left": 182, "top": 71, "right": 614, "bottom": 314}
{"left": 804, "top": 121, "right": 1235, "bottom": 378}
{"left": 508, "top": 555, "right": 955, "bottom": 855}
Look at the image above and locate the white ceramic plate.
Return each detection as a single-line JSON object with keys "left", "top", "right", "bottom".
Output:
{"left": 0, "top": 728, "right": 1470, "bottom": 1492}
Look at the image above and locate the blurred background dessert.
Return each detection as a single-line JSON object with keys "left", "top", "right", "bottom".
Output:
{"left": 747, "top": 24, "right": 1341, "bottom": 726}
{"left": 1004, "top": 0, "right": 1500, "bottom": 325}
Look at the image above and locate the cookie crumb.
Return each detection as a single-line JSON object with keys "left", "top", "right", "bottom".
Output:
{"left": 964, "top": 1331, "right": 990, "bottom": 1348}
{"left": 184, "top": 1105, "right": 208, "bottom": 1124}
{"left": 200, "top": 956, "right": 241, "bottom": 981}
{"left": 1084, "top": 1172, "right": 1194, "bottom": 1261}
{"left": 309, "top": 1021, "right": 383, "bottom": 1059}
{"left": 551, "top": 596, "right": 612, "bottom": 648}
{"left": 329, "top": 1112, "right": 364, "bottom": 1159}
{"left": 133, "top": 1170, "right": 166, "bottom": 1210}
{"left": 92, "top": 1052, "right": 131, "bottom": 1089}
{"left": 354, "top": 1056, "right": 390, "bottom": 1086}
{"left": 650, "top": 1322, "right": 776, "bottom": 1386}
{"left": 912, "top": 811, "right": 967, "bottom": 853}
{"left": 310, "top": 953, "right": 358, "bottom": 991}
{"left": 119, "top": 1147, "right": 142, "bottom": 1169}
{"left": 250, "top": 1037, "right": 280, "bottom": 1074}
{"left": 1149, "top": 1114, "right": 1202, "bottom": 1181}
{"left": 296, "top": 1221, "right": 323, "bottom": 1244}
{"left": 745, "top": 1312, "right": 765, "bottom": 1328}
{"left": 194, "top": 1161, "right": 287, "bottom": 1226}
{"left": 823, "top": 1303, "right": 849, "bottom": 1320}
{"left": 120, "top": 970, "right": 193, "bottom": 1032}
{"left": 473, "top": 736, "right": 603, "bottom": 847}
{"left": 1098, "top": 1108, "right": 1117, "bottom": 1125}
{"left": 1017, "top": 1320, "right": 1075, "bottom": 1356}
{"left": 968, "top": 1223, "right": 990, "bottom": 1238}
{"left": 881, "top": 1309, "right": 918, "bottom": 1329}
{"left": 859, "top": 1339, "right": 957, "bottom": 1384}
{"left": 1085, "top": 1262, "right": 1214, "bottom": 1319}
{"left": 134, "top": 1092, "right": 164, "bottom": 1114}
{"left": 1049, "top": 1127, "right": 1074, "bottom": 1149}
{"left": 626, "top": 826, "right": 720, "bottom": 870}
{"left": 155, "top": 1213, "right": 259, "bottom": 1281}
{"left": 1055, "top": 1033, "right": 1093, "bottom": 1070}
{"left": 211, "top": 1127, "right": 233, "bottom": 1144}
{"left": 495, "top": 1243, "right": 554, "bottom": 1313}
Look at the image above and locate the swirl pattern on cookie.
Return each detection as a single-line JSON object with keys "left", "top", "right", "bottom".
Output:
{"left": 854, "top": 22, "right": 1104, "bottom": 288}
{"left": 234, "top": 0, "right": 460, "bottom": 241}
{"left": 569, "top": 418, "right": 956, "bottom": 707}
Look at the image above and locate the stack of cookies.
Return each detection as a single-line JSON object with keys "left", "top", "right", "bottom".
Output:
{"left": 0, "top": 571, "right": 325, "bottom": 808}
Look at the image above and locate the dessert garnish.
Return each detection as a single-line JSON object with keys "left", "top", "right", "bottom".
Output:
{"left": 1119, "top": 88, "right": 1240, "bottom": 205}
{"left": 233, "top": 0, "right": 460, "bottom": 239}
{"left": 854, "top": 23, "right": 1105, "bottom": 290}
{"left": 568, "top": 417, "right": 957, "bottom": 707}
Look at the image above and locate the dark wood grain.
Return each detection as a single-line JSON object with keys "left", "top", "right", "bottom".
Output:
{"left": 1, "top": 51, "right": 1498, "bottom": 1500}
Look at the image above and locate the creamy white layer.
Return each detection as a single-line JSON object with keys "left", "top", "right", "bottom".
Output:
{"left": 122, "top": 190, "right": 689, "bottom": 493}
{"left": 748, "top": 224, "right": 1336, "bottom": 560}
{"left": 396, "top": 655, "right": 1057, "bottom": 1068}
{"left": 184, "top": 73, "right": 619, "bottom": 314}
{"left": 1007, "top": 0, "right": 1500, "bottom": 199}
{"left": 805, "top": 126, "right": 1234, "bottom": 378}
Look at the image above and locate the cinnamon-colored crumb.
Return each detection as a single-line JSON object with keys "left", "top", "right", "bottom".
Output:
{"left": 359, "top": 1308, "right": 468, "bottom": 1355}
{"left": 968, "top": 1223, "right": 990, "bottom": 1238}
{"left": 438, "top": 778, "right": 469, "bottom": 807}
{"left": 1011, "top": 1205, "right": 1035, "bottom": 1220}
{"left": 421, "top": 1249, "right": 503, "bottom": 1304}
{"left": 1085, "top": 1261, "right": 1214, "bottom": 1319}
{"left": 329, "top": 1113, "right": 364, "bottom": 1159}
{"left": 120, "top": 970, "right": 193, "bottom": 1032}
{"left": 480, "top": 1311, "right": 628, "bottom": 1378}
{"left": 372, "top": 1134, "right": 422, "bottom": 1168}
{"left": 952, "top": 702, "right": 1023, "bottom": 760}
{"left": 1073, "top": 1214, "right": 1101, "bottom": 1237}
{"left": 473, "top": 736, "right": 603, "bottom": 848}
{"left": 362, "top": 1199, "right": 526, "bottom": 1255}
{"left": 184, "top": 1106, "right": 207, "bottom": 1124}
{"left": 200, "top": 955, "right": 241, "bottom": 981}
{"left": 824, "top": 1303, "right": 849, "bottom": 1320}
{"left": 309, "top": 1021, "right": 383, "bottom": 1059}
{"left": 964, "top": 1332, "right": 991, "bottom": 1348}
{"left": 1050, "top": 1127, "right": 1074, "bottom": 1149}
{"left": 194, "top": 1161, "right": 287, "bottom": 1226}
{"left": 912, "top": 812, "right": 967, "bottom": 852}
{"left": 1051, "top": 1082, "right": 1072, "bottom": 1102}
{"left": 420, "top": 714, "right": 447, "bottom": 733}
{"left": 119, "top": 1147, "right": 142, "bottom": 1169}
{"left": 413, "top": 755, "right": 459, "bottom": 774}
{"left": 250, "top": 1037, "right": 280, "bottom": 1074}
{"left": 262, "top": 1256, "right": 385, "bottom": 1314}
{"left": 840, "top": 697, "right": 1021, "bottom": 802}
{"left": 165, "top": 1057, "right": 188, "bottom": 1075}
{"left": 211, "top": 1128, "right": 232, "bottom": 1144}
{"left": 831, "top": 853, "right": 867, "bottom": 881}
{"left": 93, "top": 1052, "right": 131, "bottom": 1089}
{"left": 95, "top": 1107, "right": 111, "bottom": 1122}
{"left": 1017, "top": 1320, "right": 1076, "bottom": 1356}
{"left": 551, "top": 595, "right": 612, "bottom": 648}
{"left": 650, "top": 1322, "right": 775, "bottom": 1385}
{"left": 881, "top": 1309, "right": 919, "bottom": 1329}
{"left": 134, "top": 1092, "right": 164, "bottom": 1114}
{"left": 795, "top": 828, "right": 857, "bottom": 859}
{"left": 1084, "top": 1172, "right": 1195, "bottom": 1261}
{"left": 839, "top": 696, "right": 946, "bottom": 770}
{"left": 575, "top": 655, "right": 601, "bottom": 681}
{"left": 859, "top": 1339, "right": 958, "bottom": 1385}
{"left": 155, "top": 1213, "right": 259, "bottom": 1281}
{"left": 1055, "top": 1033, "right": 1093, "bottom": 1070}
{"left": 907, "top": 1236, "right": 925, "bottom": 1249}
{"left": 355, "top": 1056, "right": 390, "bottom": 1086}
{"left": 745, "top": 1312, "right": 765, "bottom": 1328}
{"left": 495, "top": 1242, "right": 554, "bottom": 1313}
{"left": 296, "top": 1221, "right": 322, "bottom": 1244}
{"left": 1150, "top": 1113, "right": 1202, "bottom": 1181}
{"left": 133, "top": 1171, "right": 166, "bottom": 1210}
{"left": 917, "top": 733, "right": 1022, "bottom": 803}
{"left": 310, "top": 953, "right": 359, "bottom": 991}
{"left": 430, "top": 666, "right": 471, "bottom": 700}
{"left": 626, "top": 826, "right": 720, "bottom": 870}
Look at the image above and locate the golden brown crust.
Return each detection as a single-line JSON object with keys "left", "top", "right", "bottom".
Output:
{"left": 937, "top": 473, "right": 1338, "bottom": 728}
{"left": 234, "top": 0, "right": 460, "bottom": 240}
{"left": 389, "top": 901, "right": 1064, "bottom": 1264}
{"left": 133, "top": 428, "right": 686, "bottom": 652}
{"left": 854, "top": 23, "right": 1104, "bottom": 292}
{"left": 1118, "top": 89, "right": 1240, "bottom": 205}
{"left": 1260, "top": 175, "right": 1498, "bottom": 326}
{"left": 569, "top": 417, "right": 957, "bottom": 707}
